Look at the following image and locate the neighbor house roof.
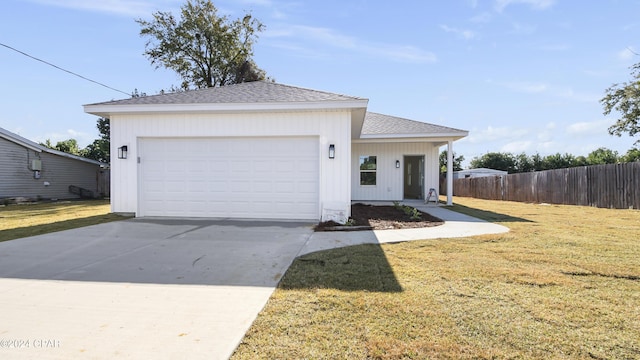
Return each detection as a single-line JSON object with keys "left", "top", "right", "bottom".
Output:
{"left": 360, "top": 112, "right": 468, "bottom": 139}
{"left": 84, "top": 81, "right": 369, "bottom": 117}
{"left": 0, "top": 126, "right": 104, "bottom": 166}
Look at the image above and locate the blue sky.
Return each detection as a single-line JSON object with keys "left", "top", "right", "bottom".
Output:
{"left": 1, "top": 0, "right": 639, "bottom": 166}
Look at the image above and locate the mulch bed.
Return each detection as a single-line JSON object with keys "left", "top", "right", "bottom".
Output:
{"left": 315, "top": 203, "right": 444, "bottom": 231}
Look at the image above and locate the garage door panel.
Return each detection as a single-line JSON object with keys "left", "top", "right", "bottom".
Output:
{"left": 298, "top": 181, "right": 318, "bottom": 193}
{"left": 139, "top": 137, "right": 319, "bottom": 219}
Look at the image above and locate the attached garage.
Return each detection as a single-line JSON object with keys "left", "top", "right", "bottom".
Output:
{"left": 138, "top": 136, "right": 319, "bottom": 220}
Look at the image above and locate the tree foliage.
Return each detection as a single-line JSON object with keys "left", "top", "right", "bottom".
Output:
{"left": 40, "top": 139, "right": 81, "bottom": 155}
{"left": 469, "top": 152, "right": 517, "bottom": 173}
{"left": 469, "top": 147, "right": 635, "bottom": 173}
{"left": 601, "top": 63, "right": 640, "bottom": 144}
{"left": 439, "top": 150, "right": 465, "bottom": 173}
{"left": 586, "top": 147, "right": 619, "bottom": 165}
{"left": 82, "top": 117, "right": 110, "bottom": 163}
{"left": 620, "top": 147, "right": 640, "bottom": 162}
{"left": 40, "top": 118, "right": 110, "bottom": 163}
{"left": 137, "top": 0, "right": 266, "bottom": 90}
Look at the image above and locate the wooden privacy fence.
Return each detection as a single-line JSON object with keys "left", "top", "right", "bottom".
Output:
{"left": 448, "top": 162, "right": 640, "bottom": 209}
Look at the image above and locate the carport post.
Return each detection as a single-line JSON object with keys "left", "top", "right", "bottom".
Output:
{"left": 447, "top": 140, "right": 453, "bottom": 205}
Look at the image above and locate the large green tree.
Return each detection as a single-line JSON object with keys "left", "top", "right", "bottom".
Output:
{"left": 137, "top": 0, "right": 266, "bottom": 90}
{"left": 586, "top": 147, "right": 619, "bottom": 165}
{"left": 601, "top": 63, "right": 640, "bottom": 144}
{"left": 620, "top": 147, "right": 640, "bottom": 162}
{"left": 82, "top": 117, "right": 110, "bottom": 163}
{"left": 439, "top": 150, "right": 465, "bottom": 173}
{"left": 469, "top": 152, "right": 517, "bottom": 173}
{"left": 541, "top": 153, "right": 579, "bottom": 170}
{"left": 40, "top": 139, "right": 81, "bottom": 155}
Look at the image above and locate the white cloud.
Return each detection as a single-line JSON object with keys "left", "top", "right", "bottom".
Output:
{"left": 508, "top": 21, "right": 537, "bottom": 34}
{"left": 465, "top": 125, "right": 530, "bottom": 144}
{"left": 495, "top": 0, "right": 555, "bottom": 12}
{"left": 537, "top": 122, "right": 556, "bottom": 142}
{"left": 440, "top": 25, "right": 476, "bottom": 40}
{"left": 34, "top": 129, "right": 95, "bottom": 148}
{"left": 566, "top": 119, "right": 610, "bottom": 136}
{"left": 470, "top": 12, "right": 493, "bottom": 23}
{"left": 265, "top": 25, "right": 437, "bottom": 64}
{"left": 618, "top": 47, "right": 637, "bottom": 61}
{"left": 502, "top": 81, "right": 548, "bottom": 93}
{"left": 28, "top": 0, "right": 170, "bottom": 17}
{"left": 538, "top": 43, "right": 569, "bottom": 51}
{"left": 502, "top": 140, "right": 534, "bottom": 153}
{"left": 497, "top": 81, "right": 599, "bottom": 103}
{"left": 556, "top": 88, "right": 600, "bottom": 103}
{"left": 236, "top": 0, "right": 273, "bottom": 6}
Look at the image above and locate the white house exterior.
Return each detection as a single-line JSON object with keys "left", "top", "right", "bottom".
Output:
{"left": 84, "top": 82, "right": 467, "bottom": 222}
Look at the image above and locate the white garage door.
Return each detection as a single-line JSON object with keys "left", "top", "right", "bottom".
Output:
{"left": 138, "top": 137, "right": 319, "bottom": 220}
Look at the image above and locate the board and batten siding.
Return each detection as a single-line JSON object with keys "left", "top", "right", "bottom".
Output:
{"left": 351, "top": 142, "right": 440, "bottom": 201}
{"left": 0, "top": 137, "right": 101, "bottom": 200}
{"left": 110, "top": 110, "right": 352, "bottom": 219}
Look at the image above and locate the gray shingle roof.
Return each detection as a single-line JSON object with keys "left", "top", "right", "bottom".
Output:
{"left": 362, "top": 112, "right": 467, "bottom": 136}
{"left": 87, "top": 81, "right": 366, "bottom": 106}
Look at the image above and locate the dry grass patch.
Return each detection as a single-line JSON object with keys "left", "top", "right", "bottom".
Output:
{"left": 233, "top": 197, "right": 640, "bottom": 359}
{"left": 0, "top": 200, "right": 127, "bottom": 242}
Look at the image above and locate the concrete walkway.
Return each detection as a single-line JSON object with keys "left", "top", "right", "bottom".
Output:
{"left": 0, "top": 204, "right": 508, "bottom": 360}
{"left": 300, "top": 201, "right": 509, "bottom": 255}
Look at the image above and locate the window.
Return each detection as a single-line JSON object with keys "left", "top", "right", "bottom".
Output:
{"left": 359, "top": 156, "right": 377, "bottom": 185}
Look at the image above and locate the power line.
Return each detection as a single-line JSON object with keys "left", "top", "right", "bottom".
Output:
{"left": 0, "top": 42, "right": 131, "bottom": 97}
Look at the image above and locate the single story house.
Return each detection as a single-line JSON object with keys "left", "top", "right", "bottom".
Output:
{"left": 453, "top": 168, "right": 508, "bottom": 180}
{"left": 84, "top": 81, "right": 467, "bottom": 222}
{"left": 0, "top": 126, "right": 106, "bottom": 201}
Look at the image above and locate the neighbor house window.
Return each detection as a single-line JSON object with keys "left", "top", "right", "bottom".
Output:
{"left": 359, "top": 156, "right": 377, "bottom": 185}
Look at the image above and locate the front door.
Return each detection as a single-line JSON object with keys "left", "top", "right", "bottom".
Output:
{"left": 403, "top": 156, "right": 424, "bottom": 200}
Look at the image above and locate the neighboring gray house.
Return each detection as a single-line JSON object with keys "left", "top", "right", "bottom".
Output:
{"left": 453, "top": 168, "right": 508, "bottom": 180}
{"left": 0, "top": 126, "right": 106, "bottom": 201}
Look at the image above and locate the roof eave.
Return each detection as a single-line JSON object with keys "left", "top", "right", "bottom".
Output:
{"left": 356, "top": 132, "right": 468, "bottom": 142}
{"left": 0, "top": 130, "right": 104, "bottom": 166}
{"left": 83, "top": 100, "right": 369, "bottom": 117}
{"left": 42, "top": 148, "right": 105, "bottom": 166}
{"left": 0, "top": 132, "right": 43, "bottom": 152}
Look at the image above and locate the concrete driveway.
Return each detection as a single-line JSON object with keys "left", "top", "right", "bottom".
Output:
{"left": 0, "top": 218, "right": 314, "bottom": 360}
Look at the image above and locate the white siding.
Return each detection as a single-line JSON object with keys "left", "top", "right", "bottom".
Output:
{"left": 351, "top": 142, "right": 440, "bottom": 201}
{"left": 110, "top": 110, "right": 351, "bottom": 219}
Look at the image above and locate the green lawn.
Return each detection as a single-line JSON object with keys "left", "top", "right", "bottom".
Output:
{"left": 232, "top": 197, "right": 640, "bottom": 359}
{"left": 0, "top": 200, "right": 128, "bottom": 242}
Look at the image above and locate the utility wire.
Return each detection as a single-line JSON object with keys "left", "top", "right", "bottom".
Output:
{"left": 0, "top": 42, "right": 131, "bottom": 97}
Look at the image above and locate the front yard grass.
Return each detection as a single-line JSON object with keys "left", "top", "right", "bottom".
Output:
{"left": 232, "top": 197, "right": 640, "bottom": 359}
{"left": 0, "top": 200, "right": 127, "bottom": 242}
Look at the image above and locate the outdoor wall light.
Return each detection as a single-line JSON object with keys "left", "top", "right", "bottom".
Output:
{"left": 118, "top": 145, "right": 128, "bottom": 159}
{"left": 329, "top": 144, "right": 335, "bottom": 159}
{"left": 396, "top": 160, "right": 401, "bottom": 168}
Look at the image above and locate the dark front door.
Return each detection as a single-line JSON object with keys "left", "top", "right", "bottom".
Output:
{"left": 403, "top": 156, "right": 424, "bottom": 200}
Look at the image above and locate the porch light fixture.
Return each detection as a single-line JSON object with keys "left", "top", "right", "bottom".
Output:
{"left": 396, "top": 160, "right": 400, "bottom": 168}
{"left": 117, "top": 145, "right": 128, "bottom": 159}
{"left": 329, "top": 144, "right": 335, "bottom": 159}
